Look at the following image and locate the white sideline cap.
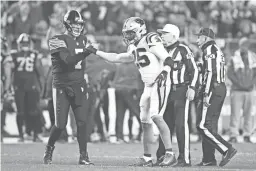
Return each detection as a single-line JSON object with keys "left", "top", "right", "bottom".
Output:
{"left": 157, "top": 24, "right": 180, "bottom": 39}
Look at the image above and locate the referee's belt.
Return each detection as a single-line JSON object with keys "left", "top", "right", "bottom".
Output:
{"left": 213, "top": 82, "right": 224, "bottom": 88}
{"left": 171, "top": 83, "right": 189, "bottom": 91}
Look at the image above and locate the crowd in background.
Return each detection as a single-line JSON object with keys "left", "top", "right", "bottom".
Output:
{"left": 1, "top": 0, "right": 256, "bottom": 143}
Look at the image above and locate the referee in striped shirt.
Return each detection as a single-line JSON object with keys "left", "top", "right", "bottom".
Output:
{"left": 156, "top": 24, "right": 199, "bottom": 167}
{"left": 195, "top": 28, "right": 237, "bottom": 167}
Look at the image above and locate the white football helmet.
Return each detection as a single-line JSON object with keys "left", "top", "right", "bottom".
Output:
{"left": 122, "top": 17, "right": 147, "bottom": 45}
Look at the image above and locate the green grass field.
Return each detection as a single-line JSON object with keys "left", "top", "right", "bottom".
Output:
{"left": 1, "top": 141, "right": 256, "bottom": 171}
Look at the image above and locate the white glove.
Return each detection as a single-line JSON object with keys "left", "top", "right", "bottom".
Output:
{"left": 186, "top": 87, "right": 195, "bottom": 101}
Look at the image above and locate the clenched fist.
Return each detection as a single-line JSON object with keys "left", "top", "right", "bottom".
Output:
{"left": 86, "top": 45, "right": 97, "bottom": 54}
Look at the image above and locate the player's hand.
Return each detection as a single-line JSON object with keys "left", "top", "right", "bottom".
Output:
{"left": 86, "top": 45, "right": 97, "bottom": 54}
{"left": 186, "top": 87, "right": 195, "bottom": 101}
{"left": 203, "top": 94, "right": 211, "bottom": 107}
{"left": 155, "top": 70, "right": 168, "bottom": 86}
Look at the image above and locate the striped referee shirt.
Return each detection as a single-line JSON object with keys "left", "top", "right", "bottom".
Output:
{"left": 201, "top": 40, "right": 226, "bottom": 95}
{"left": 166, "top": 41, "right": 198, "bottom": 89}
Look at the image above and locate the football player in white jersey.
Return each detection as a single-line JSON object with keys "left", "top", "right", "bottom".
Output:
{"left": 86, "top": 17, "right": 179, "bottom": 167}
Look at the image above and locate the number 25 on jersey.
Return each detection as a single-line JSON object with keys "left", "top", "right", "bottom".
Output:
{"left": 132, "top": 48, "right": 150, "bottom": 68}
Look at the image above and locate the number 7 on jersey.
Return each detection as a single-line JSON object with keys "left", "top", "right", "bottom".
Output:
{"left": 75, "top": 49, "right": 83, "bottom": 69}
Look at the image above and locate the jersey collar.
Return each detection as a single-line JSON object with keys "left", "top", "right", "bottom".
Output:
{"left": 201, "top": 40, "right": 216, "bottom": 51}
{"left": 166, "top": 41, "right": 179, "bottom": 52}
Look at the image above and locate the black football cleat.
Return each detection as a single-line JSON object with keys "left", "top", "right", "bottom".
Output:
{"left": 159, "top": 153, "right": 177, "bottom": 167}
{"left": 43, "top": 145, "right": 55, "bottom": 164}
{"left": 196, "top": 160, "right": 217, "bottom": 166}
{"left": 130, "top": 157, "right": 153, "bottom": 167}
{"left": 153, "top": 155, "right": 165, "bottom": 167}
{"left": 79, "top": 152, "right": 94, "bottom": 165}
{"left": 219, "top": 147, "right": 237, "bottom": 167}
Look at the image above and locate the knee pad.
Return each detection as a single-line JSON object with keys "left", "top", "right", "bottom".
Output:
{"left": 151, "top": 115, "right": 164, "bottom": 123}
{"left": 140, "top": 114, "right": 153, "bottom": 124}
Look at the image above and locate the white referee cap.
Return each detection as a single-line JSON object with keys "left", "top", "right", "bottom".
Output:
{"left": 157, "top": 24, "right": 180, "bottom": 39}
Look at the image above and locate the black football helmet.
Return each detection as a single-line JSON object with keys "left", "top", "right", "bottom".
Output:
{"left": 63, "top": 10, "right": 84, "bottom": 37}
{"left": 16, "top": 33, "right": 32, "bottom": 51}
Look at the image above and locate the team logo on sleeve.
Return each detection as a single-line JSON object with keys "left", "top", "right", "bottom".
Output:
{"left": 205, "top": 54, "right": 215, "bottom": 59}
{"left": 186, "top": 52, "right": 194, "bottom": 59}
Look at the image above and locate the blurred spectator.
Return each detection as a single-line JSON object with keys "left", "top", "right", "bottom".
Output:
{"left": 92, "top": 69, "right": 115, "bottom": 142}
{"left": 227, "top": 37, "right": 256, "bottom": 143}
{"left": 111, "top": 62, "right": 142, "bottom": 143}
{"left": 6, "top": 1, "right": 46, "bottom": 50}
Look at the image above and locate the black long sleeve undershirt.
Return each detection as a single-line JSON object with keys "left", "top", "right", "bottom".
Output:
{"left": 58, "top": 49, "right": 91, "bottom": 65}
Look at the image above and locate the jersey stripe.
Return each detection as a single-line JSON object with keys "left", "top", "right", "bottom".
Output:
{"left": 169, "top": 44, "right": 198, "bottom": 87}
{"left": 146, "top": 32, "right": 157, "bottom": 44}
{"left": 49, "top": 38, "right": 67, "bottom": 51}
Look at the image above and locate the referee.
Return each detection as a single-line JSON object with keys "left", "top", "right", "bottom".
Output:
{"left": 155, "top": 24, "right": 199, "bottom": 167}
{"left": 195, "top": 28, "right": 237, "bottom": 167}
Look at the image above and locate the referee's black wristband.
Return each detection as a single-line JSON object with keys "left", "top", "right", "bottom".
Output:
{"left": 163, "top": 57, "right": 174, "bottom": 68}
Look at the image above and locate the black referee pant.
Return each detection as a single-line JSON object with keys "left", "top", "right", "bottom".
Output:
{"left": 197, "top": 83, "right": 232, "bottom": 162}
{"left": 156, "top": 84, "right": 191, "bottom": 164}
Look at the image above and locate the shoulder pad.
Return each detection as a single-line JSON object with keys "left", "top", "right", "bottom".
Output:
{"left": 146, "top": 32, "right": 162, "bottom": 46}
{"left": 48, "top": 35, "right": 67, "bottom": 53}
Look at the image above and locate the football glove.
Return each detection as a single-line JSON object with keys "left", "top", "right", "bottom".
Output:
{"left": 155, "top": 70, "right": 168, "bottom": 86}
{"left": 86, "top": 45, "right": 97, "bottom": 54}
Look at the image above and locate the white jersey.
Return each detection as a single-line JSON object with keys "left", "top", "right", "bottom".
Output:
{"left": 128, "top": 32, "right": 164, "bottom": 85}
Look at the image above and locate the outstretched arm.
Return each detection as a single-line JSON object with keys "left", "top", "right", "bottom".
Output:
{"left": 86, "top": 45, "right": 134, "bottom": 63}
{"left": 96, "top": 50, "right": 133, "bottom": 63}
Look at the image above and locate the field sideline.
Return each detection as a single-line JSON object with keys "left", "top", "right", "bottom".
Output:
{"left": 1, "top": 141, "right": 256, "bottom": 171}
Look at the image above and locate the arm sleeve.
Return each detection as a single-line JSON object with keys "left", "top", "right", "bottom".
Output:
{"left": 147, "top": 35, "right": 176, "bottom": 70}
{"left": 96, "top": 51, "right": 133, "bottom": 63}
{"left": 58, "top": 49, "right": 91, "bottom": 65}
{"left": 182, "top": 48, "right": 199, "bottom": 88}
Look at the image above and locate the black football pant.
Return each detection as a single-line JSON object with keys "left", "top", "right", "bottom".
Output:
{"left": 47, "top": 98, "right": 68, "bottom": 141}
{"left": 115, "top": 89, "right": 140, "bottom": 140}
{"left": 94, "top": 92, "right": 109, "bottom": 140}
{"left": 197, "top": 83, "right": 232, "bottom": 162}
{"left": 48, "top": 84, "right": 88, "bottom": 152}
{"left": 14, "top": 88, "right": 41, "bottom": 138}
{"left": 156, "top": 85, "right": 191, "bottom": 164}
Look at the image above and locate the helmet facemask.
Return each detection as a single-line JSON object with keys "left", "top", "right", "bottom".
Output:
{"left": 17, "top": 34, "right": 32, "bottom": 51}
{"left": 122, "top": 17, "right": 146, "bottom": 45}
{"left": 64, "top": 10, "right": 84, "bottom": 37}
{"left": 70, "top": 20, "right": 84, "bottom": 37}
{"left": 122, "top": 30, "right": 137, "bottom": 45}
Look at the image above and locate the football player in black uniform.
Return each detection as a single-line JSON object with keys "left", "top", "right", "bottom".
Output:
{"left": 3, "top": 33, "right": 45, "bottom": 142}
{"left": 43, "top": 10, "right": 93, "bottom": 165}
